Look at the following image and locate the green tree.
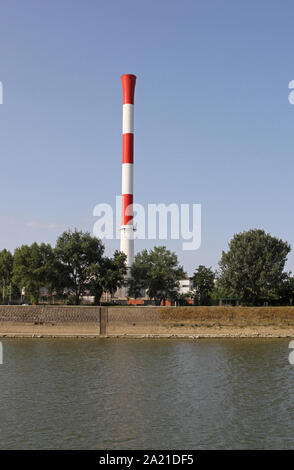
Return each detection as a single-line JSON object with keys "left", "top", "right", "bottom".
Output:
{"left": 55, "top": 229, "right": 105, "bottom": 305}
{"left": 127, "top": 249, "right": 150, "bottom": 300}
{"left": 128, "top": 246, "right": 185, "bottom": 305}
{"left": 38, "top": 244, "right": 66, "bottom": 300}
{"left": 0, "top": 249, "right": 13, "bottom": 302}
{"left": 192, "top": 265, "right": 215, "bottom": 305}
{"left": 102, "top": 251, "right": 127, "bottom": 299}
{"left": 0, "top": 249, "right": 13, "bottom": 285}
{"left": 277, "top": 273, "right": 294, "bottom": 305}
{"left": 12, "top": 243, "right": 57, "bottom": 303}
{"left": 218, "top": 229, "right": 291, "bottom": 305}
{"left": 88, "top": 250, "right": 127, "bottom": 304}
{"left": 209, "top": 275, "right": 229, "bottom": 304}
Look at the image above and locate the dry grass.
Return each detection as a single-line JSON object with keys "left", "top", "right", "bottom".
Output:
{"left": 157, "top": 306, "right": 294, "bottom": 326}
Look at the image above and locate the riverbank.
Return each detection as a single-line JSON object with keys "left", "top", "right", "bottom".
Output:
{"left": 0, "top": 323, "right": 294, "bottom": 338}
{"left": 0, "top": 305, "right": 294, "bottom": 338}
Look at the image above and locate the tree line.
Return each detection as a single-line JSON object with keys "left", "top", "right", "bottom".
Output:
{"left": 192, "top": 229, "right": 294, "bottom": 306}
{"left": 0, "top": 228, "right": 293, "bottom": 306}
{"left": 0, "top": 229, "right": 127, "bottom": 305}
{"left": 128, "top": 229, "right": 294, "bottom": 306}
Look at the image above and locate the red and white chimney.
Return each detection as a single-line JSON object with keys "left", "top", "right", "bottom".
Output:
{"left": 120, "top": 74, "right": 136, "bottom": 270}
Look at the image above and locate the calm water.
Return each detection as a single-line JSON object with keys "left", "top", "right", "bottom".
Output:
{"left": 0, "top": 338, "right": 294, "bottom": 449}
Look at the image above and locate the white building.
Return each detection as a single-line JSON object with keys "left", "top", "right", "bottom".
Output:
{"left": 178, "top": 279, "right": 194, "bottom": 295}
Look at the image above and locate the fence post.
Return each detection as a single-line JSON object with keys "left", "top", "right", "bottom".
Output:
{"left": 99, "top": 307, "right": 108, "bottom": 336}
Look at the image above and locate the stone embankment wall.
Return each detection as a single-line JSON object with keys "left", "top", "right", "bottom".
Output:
{"left": 0, "top": 306, "right": 100, "bottom": 323}
{"left": 0, "top": 305, "right": 294, "bottom": 337}
{"left": 0, "top": 306, "right": 101, "bottom": 337}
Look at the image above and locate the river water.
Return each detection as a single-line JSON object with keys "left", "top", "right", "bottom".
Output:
{"left": 0, "top": 338, "right": 294, "bottom": 449}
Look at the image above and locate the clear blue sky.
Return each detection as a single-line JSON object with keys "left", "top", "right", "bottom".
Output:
{"left": 0, "top": 0, "right": 294, "bottom": 275}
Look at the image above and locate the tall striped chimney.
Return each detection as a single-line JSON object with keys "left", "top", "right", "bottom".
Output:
{"left": 120, "top": 74, "right": 136, "bottom": 271}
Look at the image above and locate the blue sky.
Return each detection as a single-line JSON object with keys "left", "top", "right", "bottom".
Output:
{"left": 0, "top": 0, "right": 294, "bottom": 275}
